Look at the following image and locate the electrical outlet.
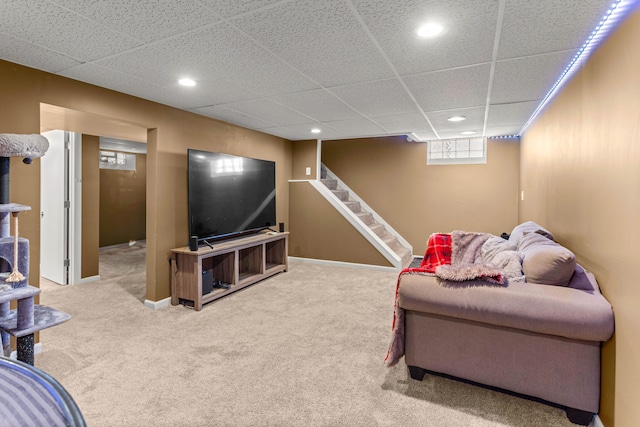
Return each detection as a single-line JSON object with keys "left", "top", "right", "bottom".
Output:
{"left": 305, "top": 167, "right": 311, "bottom": 176}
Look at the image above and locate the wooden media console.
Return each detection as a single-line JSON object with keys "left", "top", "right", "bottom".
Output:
{"left": 170, "top": 232, "right": 288, "bottom": 311}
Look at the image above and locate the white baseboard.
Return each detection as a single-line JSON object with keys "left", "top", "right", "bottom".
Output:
{"left": 592, "top": 414, "right": 604, "bottom": 427}
{"left": 288, "top": 256, "right": 398, "bottom": 272}
{"left": 10, "top": 343, "right": 43, "bottom": 360}
{"left": 76, "top": 275, "right": 100, "bottom": 284}
{"left": 144, "top": 297, "right": 171, "bottom": 310}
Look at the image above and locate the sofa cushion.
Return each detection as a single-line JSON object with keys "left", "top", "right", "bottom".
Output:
{"left": 508, "top": 221, "right": 554, "bottom": 246}
{"left": 519, "top": 232, "right": 576, "bottom": 287}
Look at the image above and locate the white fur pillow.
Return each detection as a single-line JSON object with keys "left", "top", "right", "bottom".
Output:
{"left": 481, "top": 237, "right": 524, "bottom": 282}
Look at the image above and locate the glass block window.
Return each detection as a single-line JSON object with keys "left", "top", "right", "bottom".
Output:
{"left": 99, "top": 151, "right": 136, "bottom": 171}
{"left": 427, "top": 137, "right": 486, "bottom": 165}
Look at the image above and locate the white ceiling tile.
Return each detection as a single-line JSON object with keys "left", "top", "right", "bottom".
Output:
{"left": 404, "top": 64, "right": 491, "bottom": 112}
{"left": 221, "top": 99, "right": 315, "bottom": 127}
{"left": 410, "top": 131, "right": 438, "bottom": 142}
{"left": 487, "top": 101, "right": 538, "bottom": 128}
{"left": 323, "top": 119, "right": 387, "bottom": 136}
{"left": 95, "top": 43, "right": 260, "bottom": 106}
{"left": 198, "top": 0, "right": 287, "bottom": 18}
{"left": 427, "top": 107, "right": 486, "bottom": 133}
{"left": 191, "top": 106, "right": 277, "bottom": 129}
{"left": 158, "top": 23, "right": 320, "bottom": 96}
{"left": 498, "top": 0, "right": 610, "bottom": 60}
{"left": 269, "top": 89, "right": 362, "bottom": 122}
{"left": 49, "top": 0, "right": 222, "bottom": 43}
{"left": 258, "top": 127, "right": 308, "bottom": 141}
{"left": 436, "top": 130, "right": 482, "bottom": 139}
{"left": 373, "top": 113, "right": 434, "bottom": 134}
{"left": 93, "top": 44, "right": 219, "bottom": 88}
{"left": 351, "top": 0, "right": 499, "bottom": 75}
{"left": 486, "top": 126, "right": 522, "bottom": 137}
{"left": 94, "top": 23, "right": 319, "bottom": 97}
{"left": 231, "top": 0, "right": 394, "bottom": 87}
{"left": 329, "top": 79, "right": 418, "bottom": 118}
{"left": 263, "top": 123, "right": 347, "bottom": 141}
{"left": 0, "top": 0, "right": 141, "bottom": 61}
{"left": 491, "top": 50, "right": 578, "bottom": 104}
{"left": 0, "top": 33, "right": 81, "bottom": 73}
{"left": 59, "top": 63, "right": 210, "bottom": 109}
{"left": 175, "top": 77, "right": 259, "bottom": 106}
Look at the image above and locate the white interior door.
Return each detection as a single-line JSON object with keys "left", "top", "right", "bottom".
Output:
{"left": 40, "top": 130, "right": 68, "bottom": 285}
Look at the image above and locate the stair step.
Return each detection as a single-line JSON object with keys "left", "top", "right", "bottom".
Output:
{"left": 320, "top": 168, "right": 327, "bottom": 179}
{"left": 398, "top": 247, "right": 414, "bottom": 269}
{"left": 344, "top": 201, "right": 361, "bottom": 213}
{"left": 332, "top": 190, "right": 349, "bottom": 201}
{"left": 320, "top": 178, "right": 337, "bottom": 190}
{"left": 383, "top": 235, "right": 402, "bottom": 252}
{"left": 356, "top": 211, "right": 374, "bottom": 225}
{"left": 369, "top": 222, "right": 385, "bottom": 236}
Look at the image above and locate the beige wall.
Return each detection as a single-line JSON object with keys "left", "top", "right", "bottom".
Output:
{"left": 289, "top": 182, "right": 391, "bottom": 266}
{"left": 520, "top": 8, "right": 640, "bottom": 427}
{"left": 99, "top": 153, "right": 147, "bottom": 247}
{"left": 81, "top": 134, "right": 100, "bottom": 279}
{"left": 0, "top": 60, "right": 292, "bottom": 303}
{"left": 321, "top": 136, "right": 520, "bottom": 254}
{"left": 291, "top": 140, "right": 319, "bottom": 181}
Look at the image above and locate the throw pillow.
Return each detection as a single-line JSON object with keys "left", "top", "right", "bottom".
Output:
{"left": 518, "top": 232, "right": 576, "bottom": 287}
{"left": 508, "top": 221, "right": 554, "bottom": 246}
{"left": 481, "top": 236, "right": 517, "bottom": 263}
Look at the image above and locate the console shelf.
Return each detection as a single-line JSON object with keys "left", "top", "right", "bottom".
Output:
{"left": 170, "top": 232, "right": 288, "bottom": 311}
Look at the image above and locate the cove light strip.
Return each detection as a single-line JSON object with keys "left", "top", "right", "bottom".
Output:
{"left": 519, "top": 0, "right": 638, "bottom": 136}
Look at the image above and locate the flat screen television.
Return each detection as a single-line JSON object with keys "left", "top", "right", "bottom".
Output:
{"left": 187, "top": 149, "right": 276, "bottom": 242}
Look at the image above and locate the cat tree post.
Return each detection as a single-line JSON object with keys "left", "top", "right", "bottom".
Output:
{"left": 0, "top": 156, "right": 11, "bottom": 356}
{"left": 0, "top": 133, "right": 69, "bottom": 365}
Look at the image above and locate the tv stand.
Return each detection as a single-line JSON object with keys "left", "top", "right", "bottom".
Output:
{"left": 170, "top": 232, "right": 288, "bottom": 311}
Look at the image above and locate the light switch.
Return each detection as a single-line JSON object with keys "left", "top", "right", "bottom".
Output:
{"left": 521, "top": 190, "right": 525, "bottom": 201}
{"left": 305, "top": 167, "right": 311, "bottom": 176}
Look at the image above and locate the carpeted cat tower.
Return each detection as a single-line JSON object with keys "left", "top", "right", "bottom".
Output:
{"left": 0, "top": 133, "right": 70, "bottom": 365}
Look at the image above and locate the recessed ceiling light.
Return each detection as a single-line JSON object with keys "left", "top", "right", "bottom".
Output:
{"left": 178, "top": 78, "right": 196, "bottom": 87}
{"left": 311, "top": 128, "right": 321, "bottom": 134}
{"left": 461, "top": 131, "right": 477, "bottom": 135}
{"left": 447, "top": 116, "right": 466, "bottom": 122}
{"left": 417, "top": 22, "right": 444, "bottom": 38}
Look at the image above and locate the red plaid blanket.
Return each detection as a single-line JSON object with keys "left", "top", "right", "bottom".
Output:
{"left": 419, "top": 233, "right": 452, "bottom": 273}
{"left": 385, "top": 233, "right": 452, "bottom": 366}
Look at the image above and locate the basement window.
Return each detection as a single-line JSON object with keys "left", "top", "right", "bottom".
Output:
{"left": 100, "top": 151, "right": 136, "bottom": 171}
{"left": 427, "top": 137, "right": 486, "bottom": 165}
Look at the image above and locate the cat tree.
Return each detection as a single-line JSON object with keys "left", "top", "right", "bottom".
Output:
{"left": 0, "top": 133, "right": 70, "bottom": 365}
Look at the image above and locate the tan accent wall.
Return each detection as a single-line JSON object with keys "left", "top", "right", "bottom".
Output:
{"left": 321, "top": 136, "right": 520, "bottom": 254}
{"left": 520, "top": 8, "right": 640, "bottom": 427}
{"left": 81, "top": 134, "right": 99, "bottom": 278}
{"left": 99, "top": 153, "right": 147, "bottom": 247}
{"left": 291, "top": 140, "right": 318, "bottom": 181}
{"left": 0, "top": 60, "right": 292, "bottom": 303}
{"left": 289, "top": 181, "right": 391, "bottom": 267}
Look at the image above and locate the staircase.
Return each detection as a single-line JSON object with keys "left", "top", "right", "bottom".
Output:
{"left": 317, "top": 165, "right": 413, "bottom": 270}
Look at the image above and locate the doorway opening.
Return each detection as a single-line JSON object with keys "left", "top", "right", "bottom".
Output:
{"left": 39, "top": 104, "right": 149, "bottom": 302}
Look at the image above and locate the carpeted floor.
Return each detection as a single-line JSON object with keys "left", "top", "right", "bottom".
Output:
{"left": 34, "top": 242, "right": 577, "bottom": 426}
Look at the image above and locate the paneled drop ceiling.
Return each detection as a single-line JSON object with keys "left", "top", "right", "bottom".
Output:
{"left": 0, "top": 0, "right": 629, "bottom": 141}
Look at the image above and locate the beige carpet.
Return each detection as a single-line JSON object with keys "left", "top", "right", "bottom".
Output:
{"left": 35, "top": 242, "right": 576, "bottom": 426}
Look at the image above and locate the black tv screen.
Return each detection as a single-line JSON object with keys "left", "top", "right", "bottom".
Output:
{"left": 188, "top": 149, "right": 276, "bottom": 241}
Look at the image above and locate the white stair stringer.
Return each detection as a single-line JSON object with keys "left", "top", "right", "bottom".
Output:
{"left": 312, "top": 165, "right": 413, "bottom": 270}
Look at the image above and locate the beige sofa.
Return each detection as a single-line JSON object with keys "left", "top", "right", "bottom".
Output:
{"left": 398, "top": 222, "right": 614, "bottom": 425}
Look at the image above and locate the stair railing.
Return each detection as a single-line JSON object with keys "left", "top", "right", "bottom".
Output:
{"left": 310, "top": 164, "right": 412, "bottom": 270}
